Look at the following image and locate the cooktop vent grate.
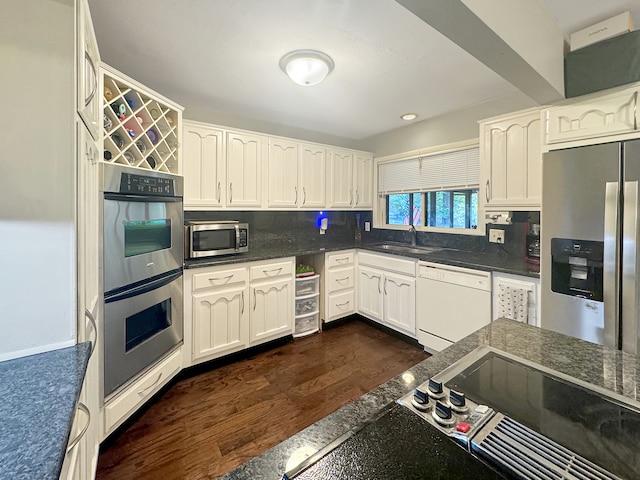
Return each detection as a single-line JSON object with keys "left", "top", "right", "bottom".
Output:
{"left": 472, "top": 415, "right": 623, "bottom": 480}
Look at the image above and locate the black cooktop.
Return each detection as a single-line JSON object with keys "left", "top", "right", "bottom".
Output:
{"left": 445, "top": 352, "right": 640, "bottom": 480}
{"left": 283, "top": 404, "right": 506, "bottom": 480}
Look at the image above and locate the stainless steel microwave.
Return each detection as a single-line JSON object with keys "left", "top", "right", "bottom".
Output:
{"left": 185, "top": 221, "right": 248, "bottom": 258}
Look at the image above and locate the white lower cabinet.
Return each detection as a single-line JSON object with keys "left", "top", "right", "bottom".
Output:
{"left": 103, "top": 347, "right": 182, "bottom": 436}
{"left": 185, "top": 258, "right": 294, "bottom": 366}
{"left": 357, "top": 252, "right": 417, "bottom": 337}
{"left": 321, "top": 250, "right": 357, "bottom": 323}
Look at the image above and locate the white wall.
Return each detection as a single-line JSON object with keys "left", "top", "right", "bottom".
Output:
{"left": 0, "top": 0, "right": 77, "bottom": 360}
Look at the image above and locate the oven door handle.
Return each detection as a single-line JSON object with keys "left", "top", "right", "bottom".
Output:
{"left": 104, "top": 193, "right": 183, "bottom": 203}
{"left": 105, "top": 269, "right": 182, "bottom": 303}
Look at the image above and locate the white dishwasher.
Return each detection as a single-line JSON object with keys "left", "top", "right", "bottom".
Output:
{"left": 416, "top": 261, "right": 491, "bottom": 353}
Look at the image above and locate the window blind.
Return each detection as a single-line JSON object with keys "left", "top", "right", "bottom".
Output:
{"left": 378, "top": 146, "right": 479, "bottom": 194}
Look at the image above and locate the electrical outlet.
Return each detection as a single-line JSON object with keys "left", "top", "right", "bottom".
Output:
{"left": 364, "top": 221, "right": 371, "bottom": 232}
{"left": 489, "top": 229, "right": 505, "bottom": 244}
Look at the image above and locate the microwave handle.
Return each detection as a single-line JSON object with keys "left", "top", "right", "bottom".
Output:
{"left": 235, "top": 224, "right": 240, "bottom": 252}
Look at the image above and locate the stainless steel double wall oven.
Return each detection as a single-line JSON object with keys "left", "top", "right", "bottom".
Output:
{"left": 101, "top": 164, "right": 184, "bottom": 397}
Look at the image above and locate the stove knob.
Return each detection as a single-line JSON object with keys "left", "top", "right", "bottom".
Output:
{"left": 449, "top": 390, "right": 469, "bottom": 413}
{"left": 433, "top": 400, "right": 455, "bottom": 427}
{"left": 428, "top": 379, "right": 445, "bottom": 399}
{"left": 412, "top": 386, "right": 431, "bottom": 412}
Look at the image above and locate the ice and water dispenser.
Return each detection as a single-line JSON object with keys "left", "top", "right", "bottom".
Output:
{"left": 550, "top": 238, "right": 604, "bottom": 301}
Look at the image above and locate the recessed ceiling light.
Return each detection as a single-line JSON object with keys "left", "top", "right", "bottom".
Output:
{"left": 279, "top": 50, "right": 334, "bottom": 87}
{"left": 401, "top": 113, "right": 418, "bottom": 121}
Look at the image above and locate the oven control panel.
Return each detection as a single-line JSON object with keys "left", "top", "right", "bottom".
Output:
{"left": 120, "top": 173, "right": 175, "bottom": 196}
{"left": 397, "top": 378, "right": 494, "bottom": 447}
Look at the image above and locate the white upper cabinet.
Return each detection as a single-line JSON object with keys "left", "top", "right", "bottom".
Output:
{"left": 328, "top": 149, "right": 373, "bottom": 209}
{"left": 226, "top": 132, "right": 264, "bottom": 208}
{"left": 545, "top": 83, "right": 639, "bottom": 147}
{"left": 76, "top": 0, "right": 100, "bottom": 141}
{"left": 353, "top": 152, "right": 374, "bottom": 208}
{"left": 183, "top": 121, "right": 225, "bottom": 209}
{"left": 267, "top": 138, "right": 299, "bottom": 208}
{"left": 299, "top": 143, "right": 326, "bottom": 208}
{"left": 479, "top": 108, "right": 542, "bottom": 211}
{"left": 328, "top": 148, "right": 354, "bottom": 208}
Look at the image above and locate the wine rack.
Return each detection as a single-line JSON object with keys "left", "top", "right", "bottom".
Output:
{"left": 101, "top": 63, "right": 183, "bottom": 173}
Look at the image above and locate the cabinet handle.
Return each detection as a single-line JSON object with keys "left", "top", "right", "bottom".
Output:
{"left": 349, "top": 190, "right": 353, "bottom": 206}
{"left": 263, "top": 267, "right": 283, "bottom": 276}
{"left": 355, "top": 190, "right": 359, "bottom": 206}
{"left": 208, "top": 274, "right": 233, "bottom": 284}
{"left": 138, "top": 373, "right": 162, "bottom": 397}
{"left": 336, "top": 300, "right": 350, "bottom": 308}
{"left": 378, "top": 276, "right": 382, "bottom": 294}
{"left": 335, "top": 276, "right": 350, "bottom": 283}
{"left": 66, "top": 403, "right": 90, "bottom": 454}
{"left": 84, "top": 308, "right": 97, "bottom": 359}
{"left": 383, "top": 278, "right": 388, "bottom": 295}
{"left": 253, "top": 288, "right": 257, "bottom": 311}
{"left": 84, "top": 52, "right": 97, "bottom": 108}
{"left": 217, "top": 181, "right": 221, "bottom": 203}
{"left": 335, "top": 257, "right": 349, "bottom": 263}
{"left": 303, "top": 187, "right": 306, "bottom": 205}
{"left": 634, "top": 91, "right": 638, "bottom": 131}
{"left": 485, "top": 180, "right": 490, "bottom": 203}
{"left": 294, "top": 185, "right": 298, "bottom": 204}
{"left": 229, "top": 183, "right": 233, "bottom": 204}
{"left": 241, "top": 290, "right": 245, "bottom": 315}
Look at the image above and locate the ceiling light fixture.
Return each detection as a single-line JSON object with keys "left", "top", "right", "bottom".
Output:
{"left": 279, "top": 50, "right": 334, "bottom": 87}
{"left": 401, "top": 113, "right": 418, "bottom": 121}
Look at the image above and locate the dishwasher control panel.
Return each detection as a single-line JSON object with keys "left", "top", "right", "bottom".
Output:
{"left": 417, "top": 262, "right": 491, "bottom": 290}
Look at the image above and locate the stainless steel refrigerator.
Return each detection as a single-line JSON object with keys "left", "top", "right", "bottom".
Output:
{"left": 541, "top": 139, "right": 640, "bottom": 355}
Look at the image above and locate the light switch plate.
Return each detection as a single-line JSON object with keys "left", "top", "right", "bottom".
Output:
{"left": 489, "top": 229, "right": 504, "bottom": 244}
{"left": 364, "top": 221, "right": 371, "bottom": 232}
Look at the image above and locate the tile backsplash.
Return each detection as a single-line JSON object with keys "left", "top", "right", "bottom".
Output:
{"left": 184, "top": 210, "right": 536, "bottom": 260}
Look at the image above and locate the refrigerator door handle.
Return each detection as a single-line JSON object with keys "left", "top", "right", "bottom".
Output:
{"left": 622, "top": 181, "right": 639, "bottom": 355}
{"left": 603, "top": 182, "right": 620, "bottom": 349}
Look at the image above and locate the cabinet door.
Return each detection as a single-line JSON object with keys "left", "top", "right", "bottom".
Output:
{"left": 76, "top": 122, "right": 101, "bottom": 477}
{"left": 353, "top": 152, "right": 373, "bottom": 208}
{"left": 227, "top": 132, "right": 263, "bottom": 207}
{"left": 268, "top": 138, "right": 298, "bottom": 208}
{"left": 251, "top": 278, "right": 293, "bottom": 345}
{"left": 481, "top": 110, "right": 541, "bottom": 210}
{"left": 299, "top": 143, "right": 326, "bottom": 208}
{"left": 546, "top": 87, "right": 639, "bottom": 145}
{"left": 192, "top": 286, "right": 248, "bottom": 360}
{"left": 357, "top": 266, "right": 383, "bottom": 322}
{"left": 328, "top": 149, "right": 354, "bottom": 208}
{"left": 183, "top": 122, "right": 225, "bottom": 208}
{"left": 383, "top": 273, "right": 416, "bottom": 336}
{"left": 76, "top": 0, "right": 100, "bottom": 141}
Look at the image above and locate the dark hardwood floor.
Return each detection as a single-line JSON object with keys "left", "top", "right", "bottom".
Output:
{"left": 95, "top": 319, "right": 429, "bottom": 480}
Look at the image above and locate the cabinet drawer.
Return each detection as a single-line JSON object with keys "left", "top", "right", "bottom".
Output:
{"left": 249, "top": 260, "right": 293, "bottom": 281}
{"left": 358, "top": 251, "right": 416, "bottom": 276}
{"left": 327, "top": 290, "right": 356, "bottom": 321}
{"left": 104, "top": 348, "right": 181, "bottom": 435}
{"left": 326, "top": 250, "right": 355, "bottom": 268}
{"left": 192, "top": 267, "right": 248, "bottom": 292}
{"left": 327, "top": 267, "right": 355, "bottom": 292}
{"left": 295, "top": 274, "right": 319, "bottom": 296}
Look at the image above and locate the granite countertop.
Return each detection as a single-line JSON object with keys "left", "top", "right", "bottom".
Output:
{"left": 185, "top": 241, "right": 539, "bottom": 278}
{"left": 222, "top": 318, "right": 640, "bottom": 479}
{"left": 0, "top": 343, "right": 91, "bottom": 480}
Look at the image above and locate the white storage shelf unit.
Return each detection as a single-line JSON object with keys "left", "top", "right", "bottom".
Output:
{"left": 294, "top": 274, "right": 320, "bottom": 337}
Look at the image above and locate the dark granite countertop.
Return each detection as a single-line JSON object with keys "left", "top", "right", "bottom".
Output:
{"left": 0, "top": 343, "right": 91, "bottom": 480}
{"left": 185, "top": 241, "right": 539, "bottom": 278}
{"left": 221, "top": 318, "right": 640, "bottom": 479}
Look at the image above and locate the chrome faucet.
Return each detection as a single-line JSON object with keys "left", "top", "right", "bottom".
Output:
{"left": 408, "top": 224, "right": 417, "bottom": 246}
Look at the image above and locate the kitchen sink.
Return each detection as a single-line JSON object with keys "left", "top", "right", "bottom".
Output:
{"left": 375, "top": 243, "right": 443, "bottom": 255}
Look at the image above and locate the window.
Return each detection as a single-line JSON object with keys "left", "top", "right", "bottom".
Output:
{"left": 378, "top": 144, "right": 480, "bottom": 233}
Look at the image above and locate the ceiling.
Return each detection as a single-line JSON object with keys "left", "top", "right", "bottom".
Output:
{"left": 89, "top": 0, "right": 640, "bottom": 141}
